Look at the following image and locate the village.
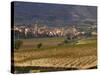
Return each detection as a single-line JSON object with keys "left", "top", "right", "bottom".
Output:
{"left": 13, "top": 23, "right": 97, "bottom": 40}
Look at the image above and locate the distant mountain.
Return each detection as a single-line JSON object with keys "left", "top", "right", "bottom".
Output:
{"left": 13, "top": 1, "right": 97, "bottom": 26}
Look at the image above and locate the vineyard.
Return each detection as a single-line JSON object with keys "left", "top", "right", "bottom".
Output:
{"left": 12, "top": 37, "right": 97, "bottom": 73}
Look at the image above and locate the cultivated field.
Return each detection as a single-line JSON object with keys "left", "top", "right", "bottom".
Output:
{"left": 12, "top": 37, "right": 97, "bottom": 73}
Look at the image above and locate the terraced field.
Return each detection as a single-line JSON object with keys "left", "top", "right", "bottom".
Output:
{"left": 12, "top": 37, "right": 97, "bottom": 73}
{"left": 15, "top": 55, "right": 96, "bottom": 69}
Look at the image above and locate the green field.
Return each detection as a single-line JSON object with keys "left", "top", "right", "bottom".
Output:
{"left": 13, "top": 37, "right": 97, "bottom": 73}
{"left": 19, "top": 37, "right": 65, "bottom": 50}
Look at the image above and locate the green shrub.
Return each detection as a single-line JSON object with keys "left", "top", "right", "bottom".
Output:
{"left": 37, "top": 43, "right": 42, "bottom": 48}
{"left": 63, "top": 39, "right": 69, "bottom": 44}
{"left": 14, "top": 40, "right": 23, "bottom": 50}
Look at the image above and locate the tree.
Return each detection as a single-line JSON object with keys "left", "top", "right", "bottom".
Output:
{"left": 37, "top": 43, "right": 42, "bottom": 48}
{"left": 63, "top": 39, "right": 69, "bottom": 44}
{"left": 14, "top": 40, "right": 23, "bottom": 50}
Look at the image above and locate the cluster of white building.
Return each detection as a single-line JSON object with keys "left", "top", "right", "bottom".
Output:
{"left": 13, "top": 24, "right": 97, "bottom": 39}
